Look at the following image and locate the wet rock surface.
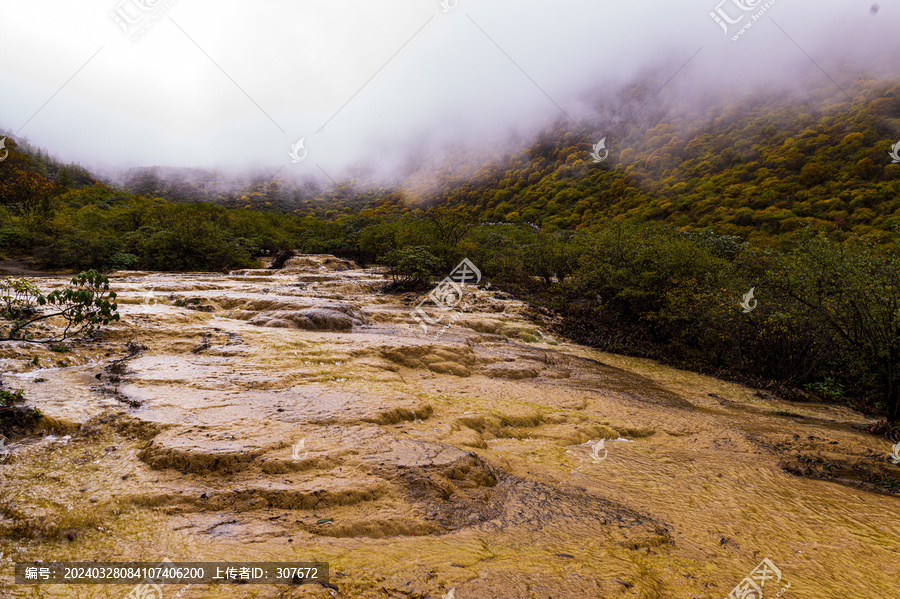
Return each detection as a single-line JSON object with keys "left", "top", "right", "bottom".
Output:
{"left": 0, "top": 254, "right": 897, "bottom": 598}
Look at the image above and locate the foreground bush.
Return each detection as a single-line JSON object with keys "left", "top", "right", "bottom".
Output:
{"left": 0, "top": 270, "right": 119, "bottom": 343}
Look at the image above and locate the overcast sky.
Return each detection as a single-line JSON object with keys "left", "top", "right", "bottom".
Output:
{"left": 0, "top": 0, "right": 897, "bottom": 181}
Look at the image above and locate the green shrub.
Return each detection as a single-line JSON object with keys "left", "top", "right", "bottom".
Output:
{"left": 140, "top": 219, "right": 254, "bottom": 271}
{"left": 108, "top": 251, "right": 140, "bottom": 270}
{"left": 0, "top": 270, "right": 119, "bottom": 343}
{"left": 0, "top": 227, "right": 31, "bottom": 250}
{"left": 384, "top": 246, "right": 441, "bottom": 288}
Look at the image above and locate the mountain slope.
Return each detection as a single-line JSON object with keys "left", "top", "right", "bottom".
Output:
{"left": 423, "top": 75, "right": 900, "bottom": 243}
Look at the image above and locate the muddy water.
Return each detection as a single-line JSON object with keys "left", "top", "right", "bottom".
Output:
{"left": 0, "top": 255, "right": 897, "bottom": 598}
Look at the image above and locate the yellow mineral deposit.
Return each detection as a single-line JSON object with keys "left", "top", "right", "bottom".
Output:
{"left": 0, "top": 255, "right": 897, "bottom": 598}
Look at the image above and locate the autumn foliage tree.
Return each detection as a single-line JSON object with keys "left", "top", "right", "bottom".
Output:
{"left": 0, "top": 138, "right": 54, "bottom": 215}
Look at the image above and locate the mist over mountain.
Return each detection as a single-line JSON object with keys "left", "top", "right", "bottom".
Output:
{"left": 2, "top": 0, "right": 898, "bottom": 184}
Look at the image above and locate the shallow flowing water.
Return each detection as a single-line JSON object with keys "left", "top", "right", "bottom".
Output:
{"left": 0, "top": 256, "right": 897, "bottom": 598}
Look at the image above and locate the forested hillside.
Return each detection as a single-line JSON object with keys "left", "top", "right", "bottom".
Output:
{"left": 2, "top": 72, "right": 900, "bottom": 424}
{"left": 419, "top": 76, "right": 900, "bottom": 244}
{"left": 83, "top": 73, "right": 900, "bottom": 246}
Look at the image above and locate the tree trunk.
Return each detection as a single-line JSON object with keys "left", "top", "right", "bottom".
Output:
{"left": 888, "top": 382, "right": 900, "bottom": 423}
